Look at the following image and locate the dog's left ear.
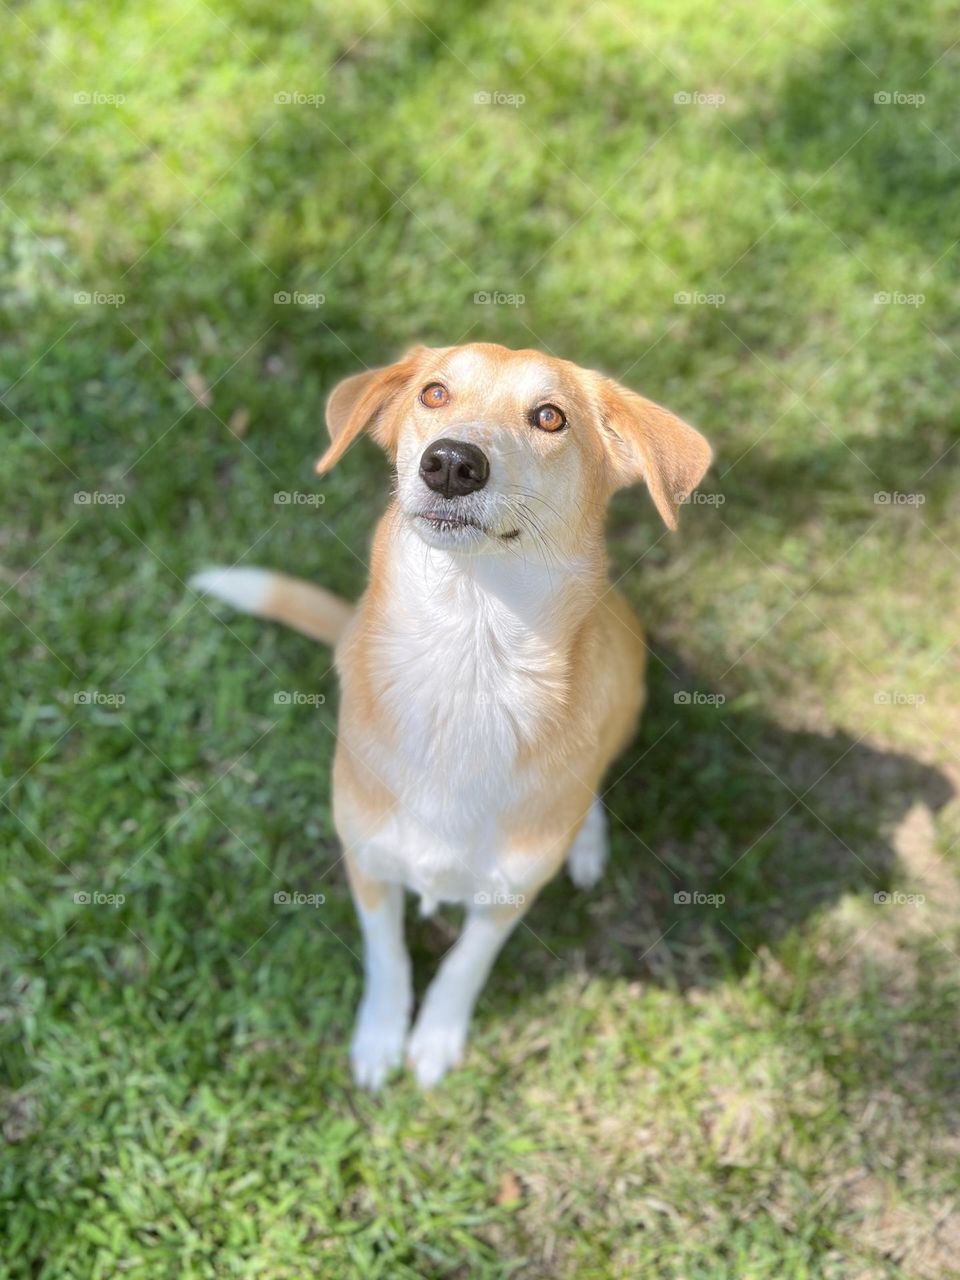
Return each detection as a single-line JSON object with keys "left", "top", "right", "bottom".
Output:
{"left": 595, "top": 376, "right": 712, "bottom": 530}
{"left": 316, "top": 347, "right": 426, "bottom": 474}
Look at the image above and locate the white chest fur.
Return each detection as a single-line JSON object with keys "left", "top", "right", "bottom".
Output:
{"left": 342, "top": 528, "right": 591, "bottom": 906}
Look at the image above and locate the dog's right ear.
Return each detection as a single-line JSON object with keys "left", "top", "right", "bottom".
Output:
{"left": 316, "top": 347, "right": 426, "bottom": 474}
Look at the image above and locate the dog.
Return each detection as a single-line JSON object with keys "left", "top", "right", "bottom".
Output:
{"left": 192, "top": 342, "right": 711, "bottom": 1088}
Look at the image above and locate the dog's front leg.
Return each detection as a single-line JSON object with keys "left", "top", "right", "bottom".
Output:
{"left": 406, "top": 897, "right": 531, "bottom": 1088}
{"left": 346, "top": 853, "right": 412, "bottom": 1090}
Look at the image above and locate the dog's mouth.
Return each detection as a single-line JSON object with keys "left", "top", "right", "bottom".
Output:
{"left": 411, "top": 510, "right": 520, "bottom": 542}
{"left": 419, "top": 510, "right": 483, "bottom": 533}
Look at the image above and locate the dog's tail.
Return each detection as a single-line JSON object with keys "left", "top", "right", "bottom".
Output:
{"left": 190, "top": 567, "right": 354, "bottom": 646}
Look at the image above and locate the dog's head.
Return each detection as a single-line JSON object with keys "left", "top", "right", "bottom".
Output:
{"left": 316, "top": 343, "right": 712, "bottom": 556}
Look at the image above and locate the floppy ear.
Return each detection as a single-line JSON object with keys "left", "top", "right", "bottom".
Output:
{"left": 316, "top": 347, "right": 425, "bottom": 475}
{"left": 595, "top": 376, "right": 712, "bottom": 530}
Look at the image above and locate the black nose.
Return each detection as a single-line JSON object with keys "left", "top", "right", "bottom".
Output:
{"left": 419, "top": 438, "right": 489, "bottom": 497}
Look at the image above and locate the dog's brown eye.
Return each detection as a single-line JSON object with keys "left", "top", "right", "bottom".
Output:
{"left": 533, "top": 403, "right": 565, "bottom": 432}
{"left": 420, "top": 383, "right": 449, "bottom": 408}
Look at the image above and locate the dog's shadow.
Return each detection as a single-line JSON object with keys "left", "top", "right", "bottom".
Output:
{"left": 411, "top": 643, "right": 954, "bottom": 997}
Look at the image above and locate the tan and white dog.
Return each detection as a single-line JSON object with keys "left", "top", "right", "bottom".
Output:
{"left": 192, "top": 343, "right": 711, "bottom": 1088}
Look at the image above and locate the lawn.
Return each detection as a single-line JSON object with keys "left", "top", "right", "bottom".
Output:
{"left": 2, "top": 0, "right": 960, "bottom": 1275}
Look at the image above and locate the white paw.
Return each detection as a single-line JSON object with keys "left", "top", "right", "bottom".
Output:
{"left": 567, "top": 801, "right": 608, "bottom": 889}
{"left": 350, "top": 1007, "right": 408, "bottom": 1091}
{"left": 406, "top": 1015, "right": 468, "bottom": 1088}
{"left": 567, "top": 840, "right": 606, "bottom": 889}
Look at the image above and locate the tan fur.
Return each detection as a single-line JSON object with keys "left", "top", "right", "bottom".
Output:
{"left": 316, "top": 348, "right": 426, "bottom": 474}
{"left": 259, "top": 573, "right": 354, "bottom": 645}
{"left": 333, "top": 746, "right": 396, "bottom": 837}
{"left": 593, "top": 375, "right": 712, "bottom": 530}
{"left": 345, "top": 847, "right": 388, "bottom": 912}
{"left": 496, "top": 589, "right": 648, "bottom": 887}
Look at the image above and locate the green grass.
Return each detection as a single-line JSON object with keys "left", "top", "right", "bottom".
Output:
{"left": 2, "top": 0, "right": 960, "bottom": 1275}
